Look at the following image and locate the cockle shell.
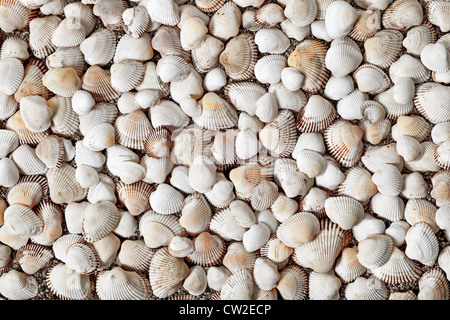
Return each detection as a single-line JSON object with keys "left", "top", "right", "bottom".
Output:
{"left": 345, "top": 276, "right": 389, "bottom": 300}
{"left": 426, "top": 0, "right": 450, "bottom": 33}
{"left": 353, "top": 63, "right": 391, "bottom": 95}
{"left": 15, "top": 59, "right": 51, "bottom": 103}
{"left": 276, "top": 264, "right": 308, "bottom": 300}
{"left": 46, "top": 263, "right": 95, "bottom": 300}
{"left": 297, "top": 95, "right": 336, "bottom": 133}
{"left": 82, "top": 201, "right": 120, "bottom": 243}
{"left": 81, "top": 65, "right": 121, "bottom": 102}
{"left": 220, "top": 268, "right": 254, "bottom": 300}
{"left": 0, "top": 0, "right": 35, "bottom": 33}
{"left": 372, "top": 163, "right": 403, "bottom": 196}
{"left": 324, "top": 196, "right": 364, "bottom": 230}
{"left": 417, "top": 267, "right": 450, "bottom": 300}
{"left": 10, "top": 144, "right": 47, "bottom": 176}
{"left": 259, "top": 109, "right": 296, "bottom": 158}
{"left": 324, "top": 75, "right": 355, "bottom": 101}
{"left": 16, "top": 243, "right": 54, "bottom": 275}
{"left": 348, "top": 9, "right": 381, "bottom": 42}
{"left": 116, "top": 181, "right": 154, "bottom": 216}
{"left": 414, "top": 82, "right": 450, "bottom": 124}
{"left": 288, "top": 39, "right": 330, "bottom": 94}
{"left": 357, "top": 235, "right": 394, "bottom": 269}
{"left": 276, "top": 212, "right": 320, "bottom": 248}
{"left": 273, "top": 158, "right": 314, "bottom": 198}
{"left": 80, "top": 28, "right": 116, "bottom": 67}
{"left": 123, "top": 6, "right": 150, "bottom": 39}
{"left": 325, "top": 37, "right": 362, "bottom": 78}
{"left": 382, "top": 0, "right": 423, "bottom": 31}
{"left": 224, "top": 81, "right": 266, "bottom": 117}
{"left": 140, "top": 0, "right": 180, "bottom": 26}
{"left": 404, "top": 198, "right": 439, "bottom": 233}
{"left": 116, "top": 239, "right": 155, "bottom": 273}
{"left": 0, "top": 269, "right": 38, "bottom": 300}
{"left": 3, "top": 203, "right": 44, "bottom": 238}
{"left": 185, "top": 231, "right": 226, "bottom": 266}
{"left": 325, "top": 0, "right": 358, "bottom": 39}
{"left": 270, "top": 194, "right": 298, "bottom": 223}
{"left": 364, "top": 29, "right": 403, "bottom": 69}
{"left": 390, "top": 54, "right": 430, "bottom": 84}
{"left": 0, "top": 57, "right": 24, "bottom": 96}
{"left": 334, "top": 247, "right": 366, "bottom": 284}
{"left": 292, "top": 219, "right": 351, "bottom": 273}
{"left": 219, "top": 33, "right": 257, "bottom": 81}
{"left": 309, "top": 270, "right": 341, "bottom": 300}
{"left": 114, "top": 110, "right": 153, "bottom": 150}
{"left": 96, "top": 267, "right": 152, "bottom": 300}
{"left": 431, "top": 171, "right": 450, "bottom": 207}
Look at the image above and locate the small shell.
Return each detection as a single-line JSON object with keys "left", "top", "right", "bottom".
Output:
{"left": 324, "top": 196, "right": 364, "bottom": 230}
{"left": 116, "top": 239, "right": 155, "bottom": 273}
{"left": 382, "top": 0, "right": 423, "bottom": 31}
{"left": 417, "top": 267, "right": 450, "bottom": 300}
{"left": 345, "top": 276, "right": 389, "bottom": 300}
{"left": 185, "top": 232, "right": 226, "bottom": 266}
{"left": 1, "top": 35, "right": 29, "bottom": 62}
{"left": 431, "top": 171, "right": 450, "bottom": 207}
{"left": 273, "top": 158, "right": 314, "bottom": 198}
{"left": 242, "top": 222, "right": 271, "bottom": 252}
{"left": 0, "top": 57, "right": 24, "bottom": 96}
{"left": 359, "top": 118, "right": 391, "bottom": 145}
{"left": 46, "top": 263, "right": 95, "bottom": 300}
{"left": 371, "top": 163, "right": 404, "bottom": 196}
{"left": 276, "top": 212, "right": 320, "bottom": 248}
{"left": 420, "top": 43, "right": 449, "bottom": 73}
{"left": 168, "top": 236, "right": 195, "bottom": 258}
{"left": 281, "top": 67, "right": 304, "bottom": 92}
{"left": 324, "top": 75, "right": 355, "bottom": 101}
{"left": 141, "top": 0, "right": 180, "bottom": 27}
{"left": 426, "top": 0, "right": 450, "bottom": 33}
{"left": 270, "top": 194, "right": 298, "bottom": 223}
{"left": 414, "top": 82, "right": 450, "bottom": 124}
{"left": 389, "top": 54, "right": 430, "bottom": 84}
{"left": 364, "top": 29, "right": 403, "bottom": 69}
{"left": 401, "top": 172, "right": 429, "bottom": 200}
{"left": 403, "top": 23, "right": 437, "bottom": 56}
{"left": 325, "top": 37, "right": 362, "bottom": 78}
{"left": 96, "top": 267, "right": 152, "bottom": 300}
{"left": 255, "top": 28, "right": 290, "bottom": 54}
{"left": 207, "top": 266, "right": 231, "bottom": 292}
{"left": 208, "top": 1, "right": 241, "bottom": 41}
{"left": 222, "top": 242, "right": 257, "bottom": 274}
{"left": 151, "top": 26, "right": 189, "bottom": 61}
{"left": 183, "top": 266, "right": 207, "bottom": 296}
{"left": 149, "top": 247, "right": 189, "bottom": 299}
{"left": 194, "top": 92, "right": 238, "bottom": 130}
{"left": 114, "top": 33, "right": 154, "bottom": 64}
{"left": 110, "top": 60, "right": 145, "bottom": 93}
{"left": 298, "top": 187, "right": 330, "bottom": 219}
{"left": 16, "top": 243, "right": 53, "bottom": 275}
{"left": 259, "top": 109, "right": 296, "bottom": 158}
{"left": 224, "top": 81, "right": 266, "bottom": 117}
{"left": 123, "top": 6, "right": 150, "bottom": 39}
{"left": 0, "top": 129, "right": 19, "bottom": 158}
{"left": 336, "top": 89, "right": 368, "bottom": 121}
{"left": 82, "top": 201, "right": 120, "bottom": 243}
{"left": 35, "top": 135, "right": 65, "bottom": 169}
{"left": 297, "top": 95, "right": 336, "bottom": 133}
{"left": 404, "top": 198, "right": 439, "bottom": 233}
{"left": 405, "top": 222, "right": 439, "bottom": 266}
{"left": 0, "top": 269, "right": 38, "bottom": 300}
{"left": 253, "top": 257, "right": 280, "bottom": 291}
{"left": 114, "top": 110, "right": 153, "bottom": 150}
{"left": 324, "top": 1, "right": 358, "bottom": 39}
{"left": 348, "top": 9, "right": 381, "bottom": 42}
{"left": 81, "top": 65, "right": 121, "bottom": 102}
{"left": 10, "top": 144, "right": 47, "bottom": 176}
{"left": 116, "top": 181, "right": 154, "bottom": 216}
{"left": 149, "top": 183, "right": 185, "bottom": 215}
{"left": 80, "top": 29, "right": 116, "bottom": 67}
{"left": 334, "top": 247, "right": 366, "bottom": 284}
{"left": 0, "top": 0, "right": 35, "bottom": 33}
{"left": 353, "top": 63, "right": 391, "bottom": 95}
{"left": 404, "top": 141, "right": 442, "bottom": 173}
{"left": 254, "top": 55, "right": 286, "bottom": 85}
{"left": 309, "top": 270, "right": 341, "bottom": 300}
{"left": 42, "top": 67, "right": 81, "bottom": 97}
{"left": 371, "top": 246, "right": 422, "bottom": 285}
{"left": 370, "top": 193, "right": 405, "bottom": 222}
{"left": 323, "top": 120, "right": 364, "bottom": 168}
{"left": 255, "top": 3, "right": 285, "bottom": 27}
{"left": 220, "top": 268, "right": 254, "bottom": 300}
{"left": 357, "top": 235, "right": 394, "bottom": 269}
{"left": 7, "top": 176, "right": 46, "bottom": 208}
{"left": 276, "top": 264, "right": 308, "bottom": 300}
{"left": 219, "top": 33, "right": 257, "bottom": 81}
{"left": 361, "top": 142, "right": 404, "bottom": 173}
{"left": 391, "top": 115, "right": 432, "bottom": 142}
{"left": 287, "top": 39, "right": 330, "bottom": 94}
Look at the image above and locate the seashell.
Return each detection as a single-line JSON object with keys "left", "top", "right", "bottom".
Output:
{"left": 382, "top": 0, "right": 423, "bottom": 31}
{"left": 187, "top": 155, "right": 216, "bottom": 194}
{"left": 254, "top": 55, "right": 286, "bottom": 85}
{"left": 363, "top": 29, "right": 403, "bottom": 69}
{"left": 348, "top": 9, "right": 381, "bottom": 42}
{"left": 324, "top": 196, "right": 364, "bottom": 230}
{"left": 258, "top": 109, "right": 296, "bottom": 158}
{"left": 260, "top": 234, "right": 293, "bottom": 264}
{"left": 143, "top": 125, "right": 172, "bottom": 159}
{"left": 80, "top": 29, "right": 116, "bottom": 67}
{"left": 71, "top": 90, "right": 96, "bottom": 117}
{"left": 361, "top": 142, "right": 404, "bottom": 173}
{"left": 35, "top": 135, "right": 64, "bottom": 169}
{"left": 426, "top": 0, "right": 450, "bottom": 33}
{"left": 432, "top": 122, "right": 450, "bottom": 145}
{"left": 96, "top": 267, "right": 152, "bottom": 300}
{"left": 222, "top": 241, "right": 257, "bottom": 274}
{"left": 195, "top": 0, "right": 225, "bottom": 12}
{"left": 46, "top": 263, "right": 95, "bottom": 300}
{"left": 315, "top": 155, "right": 345, "bottom": 191}
{"left": 0, "top": 57, "right": 24, "bottom": 96}
{"left": 204, "top": 173, "right": 236, "bottom": 208}
{"left": 389, "top": 291, "right": 418, "bottom": 300}
{"left": 324, "top": 75, "right": 355, "bottom": 101}
{"left": 276, "top": 264, "right": 308, "bottom": 300}
{"left": 254, "top": 3, "right": 285, "bottom": 27}
{"left": 180, "top": 17, "right": 208, "bottom": 51}
{"left": 385, "top": 220, "right": 410, "bottom": 247}
{"left": 270, "top": 194, "right": 298, "bottom": 223}
{"left": 114, "top": 110, "right": 153, "bottom": 150}
{"left": 324, "top": 1, "right": 358, "bottom": 39}
{"left": 254, "top": 28, "right": 290, "bottom": 55}
{"left": 168, "top": 236, "right": 195, "bottom": 258}
{"left": 325, "top": 37, "right": 362, "bottom": 78}
{"left": 345, "top": 276, "right": 389, "bottom": 300}
{"left": 46, "top": 46, "right": 87, "bottom": 79}
{"left": 140, "top": 0, "right": 180, "bottom": 26}
{"left": 391, "top": 115, "right": 432, "bottom": 142}
{"left": 183, "top": 266, "right": 207, "bottom": 296}
{"left": 203, "top": 68, "right": 227, "bottom": 93}
{"left": 3, "top": 203, "right": 43, "bottom": 237}
{"left": 403, "top": 23, "right": 437, "bottom": 57}
{"left": 113, "top": 210, "right": 138, "bottom": 238}
{"left": 309, "top": 270, "right": 341, "bottom": 300}
{"left": 114, "top": 33, "right": 153, "bottom": 64}
{"left": 276, "top": 212, "right": 320, "bottom": 248}
{"left": 51, "top": 18, "right": 86, "bottom": 48}
{"left": 116, "top": 239, "right": 155, "bottom": 273}
{"left": 82, "top": 201, "right": 120, "bottom": 243}
{"left": 123, "top": 6, "right": 150, "bottom": 38}
{"left": 229, "top": 200, "right": 256, "bottom": 229}
{"left": 420, "top": 43, "right": 449, "bottom": 74}
{"left": 224, "top": 81, "right": 266, "bottom": 117}
{"left": 14, "top": 59, "right": 51, "bottom": 104}
{"left": 281, "top": 67, "right": 304, "bottom": 92}
{"left": 334, "top": 247, "right": 366, "bottom": 284}
{"left": 288, "top": 39, "right": 330, "bottom": 94}
{"left": 0, "top": 35, "right": 29, "bottom": 61}
{"left": 81, "top": 65, "right": 121, "bottom": 102}
{"left": 170, "top": 125, "right": 213, "bottom": 166}
{"left": 46, "top": 96, "right": 79, "bottom": 138}
{"left": 370, "top": 193, "right": 405, "bottom": 222}
{"left": 273, "top": 158, "right": 314, "bottom": 198}
{"left": 359, "top": 118, "right": 391, "bottom": 145}
{"left": 438, "top": 246, "right": 450, "bottom": 280}
{"left": 86, "top": 173, "right": 116, "bottom": 204}
{"left": 390, "top": 54, "right": 430, "bottom": 85}
{"left": 401, "top": 172, "right": 429, "bottom": 200}
{"left": 353, "top": 64, "right": 390, "bottom": 95}
{"left": 110, "top": 60, "right": 145, "bottom": 93}
{"left": 208, "top": 1, "right": 240, "bottom": 41}
{"left": 64, "top": 201, "right": 88, "bottom": 234}
{"left": 414, "top": 82, "right": 450, "bottom": 124}
{"left": 149, "top": 100, "right": 190, "bottom": 130}
{"left": 149, "top": 246, "right": 189, "bottom": 298}
{"left": 62, "top": 240, "right": 99, "bottom": 275}
{"left": 170, "top": 66, "right": 204, "bottom": 104}
{"left": 0, "top": 91, "right": 19, "bottom": 121}
{"left": 210, "top": 130, "right": 237, "bottom": 168}
{"left": 93, "top": 0, "right": 126, "bottom": 30}
{"left": 404, "top": 199, "right": 438, "bottom": 233}
{"left": 370, "top": 246, "right": 422, "bottom": 284}
{"left": 150, "top": 183, "right": 185, "bottom": 215}
{"left": 42, "top": 67, "right": 81, "bottom": 98}
{"left": 431, "top": 171, "right": 450, "bottom": 208}
{"left": 10, "top": 144, "right": 47, "bottom": 176}
{"left": 219, "top": 33, "right": 257, "bottom": 81}
{"left": 221, "top": 268, "right": 254, "bottom": 300}
{"left": 151, "top": 26, "right": 189, "bottom": 62}
{"left": 268, "top": 82, "right": 308, "bottom": 113}
{"left": 207, "top": 266, "right": 231, "bottom": 291}
{"left": 210, "top": 207, "right": 247, "bottom": 242}
{"left": 281, "top": 18, "right": 311, "bottom": 42}
{"left": 405, "top": 222, "right": 439, "bottom": 266}
{"left": 295, "top": 149, "right": 327, "bottom": 179}
{"left": 229, "top": 159, "right": 273, "bottom": 200}
{"left": 323, "top": 120, "right": 364, "bottom": 168}
{"left": 116, "top": 181, "right": 154, "bottom": 216}
{"left": 7, "top": 176, "right": 46, "bottom": 208}
{"left": 371, "top": 163, "right": 403, "bottom": 196}
{"left": 0, "top": 158, "right": 19, "bottom": 188}
{"left": 297, "top": 95, "right": 336, "bottom": 133}
{"left": 242, "top": 222, "right": 271, "bottom": 252}
{"left": 0, "top": 0, "right": 35, "bottom": 33}
{"left": 178, "top": 4, "right": 210, "bottom": 29}
{"left": 404, "top": 141, "right": 442, "bottom": 173}
{"left": 253, "top": 257, "right": 280, "bottom": 291}
{"left": 63, "top": 1, "right": 96, "bottom": 34}
{"left": 310, "top": 19, "right": 332, "bottom": 42}
{"left": 357, "top": 234, "right": 393, "bottom": 270}
{"left": 335, "top": 89, "right": 367, "bottom": 122}
{"left": 185, "top": 232, "right": 226, "bottom": 266}
{"left": 156, "top": 55, "right": 190, "bottom": 84}
{"left": 170, "top": 165, "right": 194, "bottom": 194}
{"left": 194, "top": 92, "right": 238, "bottom": 130}
{"left": 16, "top": 243, "right": 53, "bottom": 275}
{"left": 139, "top": 210, "right": 185, "bottom": 248}
{"left": 297, "top": 187, "right": 330, "bottom": 219}
{"left": 283, "top": 0, "right": 316, "bottom": 28}
{"left": 292, "top": 132, "right": 326, "bottom": 158}
{"left": 134, "top": 89, "right": 161, "bottom": 110}
{"left": 417, "top": 267, "right": 450, "bottom": 300}
{"left": 0, "top": 269, "right": 38, "bottom": 300}
{"left": 0, "top": 129, "right": 19, "bottom": 158}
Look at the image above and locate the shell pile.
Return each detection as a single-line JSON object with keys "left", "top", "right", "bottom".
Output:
{"left": 0, "top": 0, "right": 449, "bottom": 301}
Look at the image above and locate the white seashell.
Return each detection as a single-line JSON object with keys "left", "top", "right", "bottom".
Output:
{"left": 353, "top": 64, "right": 391, "bottom": 95}
{"left": 281, "top": 19, "right": 311, "bottom": 42}
{"left": 336, "top": 89, "right": 368, "bottom": 121}
{"left": 140, "top": 0, "right": 180, "bottom": 26}
{"left": 431, "top": 171, "right": 450, "bottom": 208}
{"left": 203, "top": 68, "right": 227, "bottom": 92}
{"left": 220, "top": 269, "right": 254, "bottom": 300}
{"left": 334, "top": 247, "right": 366, "bottom": 284}
{"left": 404, "top": 199, "right": 439, "bottom": 233}
{"left": 364, "top": 29, "right": 403, "bottom": 69}
{"left": 276, "top": 212, "right": 320, "bottom": 247}
{"left": 324, "top": 196, "right": 364, "bottom": 230}
{"left": 352, "top": 213, "right": 386, "bottom": 242}
{"left": 204, "top": 173, "right": 236, "bottom": 209}
{"left": 309, "top": 270, "right": 341, "bottom": 300}
{"left": 420, "top": 43, "right": 449, "bottom": 73}
{"left": 426, "top": 0, "right": 450, "bottom": 33}
{"left": 150, "top": 183, "right": 185, "bottom": 215}
{"left": 385, "top": 220, "right": 410, "bottom": 247}
{"left": 87, "top": 173, "right": 117, "bottom": 204}
{"left": 382, "top": 0, "right": 423, "bottom": 31}
{"left": 371, "top": 163, "right": 403, "bottom": 196}
{"left": 417, "top": 267, "right": 450, "bottom": 300}
{"left": 183, "top": 266, "right": 207, "bottom": 296}
{"left": 254, "top": 55, "right": 286, "bottom": 85}
{"left": 310, "top": 19, "right": 332, "bottom": 42}
{"left": 242, "top": 223, "right": 271, "bottom": 252}
{"left": 345, "top": 276, "right": 389, "bottom": 300}
{"left": 0, "top": 269, "right": 38, "bottom": 300}
{"left": 208, "top": 1, "right": 241, "bottom": 42}
{"left": 390, "top": 54, "right": 430, "bottom": 84}
{"left": 273, "top": 158, "right": 314, "bottom": 198}
{"left": 405, "top": 222, "right": 439, "bottom": 266}
{"left": 254, "top": 28, "right": 290, "bottom": 54}
{"left": 255, "top": 3, "right": 285, "bottom": 27}
{"left": 80, "top": 29, "right": 116, "bottom": 67}
{"left": 122, "top": 6, "right": 150, "bottom": 39}
{"left": 404, "top": 141, "right": 442, "bottom": 173}
{"left": 276, "top": 264, "right": 308, "bottom": 300}
{"left": 253, "top": 257, "right": 280, "bottom": 291}
{"left": 207, "top": 266, "right": 231, "bottom": 292}
{"left": 414, "top": 82, "right": 450, "bottom": 124}
{"left": 0, "top": 57, "right": 24, "bottom": 96}
{"left": 325, "top": 1, "right": 358, "bottom": 39}
{"left": 281, "top": 67, "right": 304, "bottom": 92}
{"left": 324, "top": 75, "right": 354, "bottom": 101}
{"left": 284, "top": 0, "right": 316, "bottom": 27}
{"left": 325, "top": 37, "right": 362, "bottom": 78}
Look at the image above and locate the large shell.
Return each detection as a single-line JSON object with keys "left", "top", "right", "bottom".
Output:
{"left": 0, "top": 269, "right": 38, "bottom": 300}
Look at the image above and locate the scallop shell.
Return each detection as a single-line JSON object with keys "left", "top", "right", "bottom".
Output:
{"left": 414, "top": 82, "right": 450, "bottom": 124}
{"left": 336, "top": 89, "right": 368, "bottom": 121}
{"left": 7, "top": 176, "right": 46, "bottom": 208}
{"left": 14, "top": 59, "right": 51, "bottom": 103}
{"left": 195, "top": 0, "right": 225, "bottom": 12}
{"left": 10, "top": 144, "right": 47, "bottom": 176}
{"left": 324, "top": 0, "right": 358, "bottom": 39}
{"left": 46, "top": 263, "right": 95, "bottom": 300}
{"left": 288, "top": 39, "right": 330, "bottom": 94}
{"left": 254, "top": 54, "right": 287, "bottom": 85}
{"left": 431, "top": 171, "right": 450, "bottom": 207}
{"left": 0, "top": 57, "right": 24, "bottom": 96}
{"left": 139, "top": 210, "right": 185, "bottom": 248}
{"left": 254, "top": 28, "right": 290, "bottom": 54}
{"left": 359, "top": 118, "right": 391, "bottom": 145}
{"left": 185, "top": 232, "right": 226, "bottom": 266}
{"left": 116, "top": 239, "right": 155, "bottom": 273}
{"left": 82, "top": 201, "right": 120, "bottom": 243}
{"left": 114, "top": 110, "right": 153, "bottom": 150}
{"left": 371, "top": 247, "right": 422, "bottom": 285}
{"left": 401, "top": 172, "right": 429, "bottom": 200}
{"left": 93, "top": 0, "right": 126, "bottom": 30}
{"left": 345, "top": 276, "right": 389, "bottom": 300}
{"left": 149, "top": 246, "right": 189, "bottom": 299}
{"left": 220, "top": 268, "right": 254, "bottom": 300}
{"left": 0, "top": 0, "right": 36, "bottom": 33}
{"left": 403, "top": 23, "right": 437, "bottom": 56}
{"left": 191, "top": 35, "right": 224, "bottom": 74}
{"left": 357, "top": 234, "right": 394, "bottom": 270}
{"left": 123, "top": 6, "right": 150, "bottom": 38}
{"left": 389, "top": 291, "right": 418, "bottom": 300}
{"left": 405, "top": 222, "right": 439, "bottom": 266}
{"left": 363, "top": 29, "right": 403, "bottom": 69}
{"left": 51, "top": 18, "right": 86, "bottom": 48}
{"left": 229, "top": 159, "right": 273, "bottom": 200}
{"left": 0, "top": 269, "right": 38, "bottom": 300}
{"left": 224, "top": 81, "right": 266, "bottom": 117}
{"left": 258, "top": 109, "right": 296, "bottom": 158}
{"left": 426, "top": 0, "right": 450, "bottom": 33}
{"left": 404, "top": 141, "right": 442, "bottom": 173}
{"left": 417, "top": 267, "right": 450, "bottom": 300}
{"left": 168, "top": 236, "right": 195, "bottom": 258}
{"left": 348, "top": 9, "right": 381, "bottom": 42}
{"left": 390, "top": 54, "right": 430, "bottom": 84}
{"left": 81, "top": 65, "right": 121, "bottom": 102}
{"left": 149, "top": 100, "right": 190, "bottom": 130}
{"left": 353, "top": 63, "right": 391, "bottom": 95}
{"left": 297, "top": 95, "right": 336, "bottom": 133}
{"left": 114, "top": 33, "right": 154, "bottom": 64}
{"left": 0, "top": 91, "right": 19, "bottom": 121}
{"left": 96, "top": 267, "right": 152, "bottom": 300}
{"left": 0, "top": 35, "right": 28, "bottom": 61}
{"left": 156, "top": 55, "right": 190, "bottom": 84}
{"left": 183, "top": 265, "right": 207, "bottom": 296}
{"left": 361, "top": 142, "right": 404, "bottom": 173}
{"left": 391, "top": 115, "right": 432, "bottom": 142}
{"left": 210, "top": 207, "right": 247, "bottom": 241}
{"left": 16, "top": 243, "right": 53, "bottom": 275}
{"left": 276, "top": 212, "right": 320, "bottom": 248}
{"left": 140, "top": 0, "right": 180, "bottom": 26}
{"left": 323, "top": 120, "right": 365, "bottom": 168}
{"left": 270, "top": 194, "right": 298, "bottom": 223}
{"left": 194, "top": 92, "right": 238, "bottom": 130}
{"left": 3, "top": 203, "right": 44, "bottom": 237}
{"left": 150, "top": 183, "right": 185, "bottom": 215}
{"left": 0, "top": 129, "right": 19, "bottom": 158}
{"left": 276, "top": 264, "right": 308, "bottom": 300}
{"left": 325, "top": 37, "right": 363, "bottom": 78}
{"left": 35, "top": 135, "right": 64, "bottom": 169}
{"left": 207, "top": 266, "right": 231, "bottom": 291}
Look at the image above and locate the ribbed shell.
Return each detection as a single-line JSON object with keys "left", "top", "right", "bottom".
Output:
{"left": 96, "top": 267, "right": 152, "bottom": 300}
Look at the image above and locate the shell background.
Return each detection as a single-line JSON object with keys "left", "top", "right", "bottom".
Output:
{"left": 0, "top": 0, "right": 449, "bottom": 301}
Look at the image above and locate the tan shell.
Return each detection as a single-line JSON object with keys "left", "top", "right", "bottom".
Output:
{"left": 185, "top": 232, "right": 226, "bottom": 267}
{"left": 324, "top": 196, "right": 365, "bottom": 230}
{"left": 16, "top": 243, "right": 54, "bottom": 275}
{"left": 334, "top": 247, "right": 366, "bottom": 284}
{"left": 219, "top": 33, "right": 257, "bottom": 81}
{"left": 222, "top": 241, "right": 257, "bottom": 274}
{"left": 116, "top": 181, "right": 154, "bottom": 216}
{"left": 276, "top": 264, "right": 308, "bottom": 300}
